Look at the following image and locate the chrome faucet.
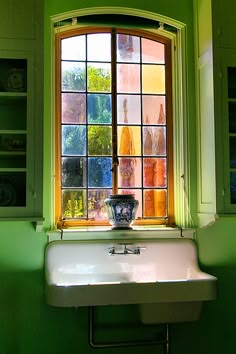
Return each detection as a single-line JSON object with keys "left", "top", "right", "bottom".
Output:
{"left": 108, "top": 243, "right": 146, "bottom": 255}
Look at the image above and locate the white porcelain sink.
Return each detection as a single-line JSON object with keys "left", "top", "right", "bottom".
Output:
{"left": 45, "top": 238, "right": 217, "bottom": 323}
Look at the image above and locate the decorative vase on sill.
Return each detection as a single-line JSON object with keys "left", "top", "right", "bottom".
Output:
{"left": 104, "top": 194, "right": 139, "bottom": 229}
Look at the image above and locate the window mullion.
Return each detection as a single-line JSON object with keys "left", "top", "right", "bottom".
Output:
{"left": 111, "top": 29, "right": 118, "bottom": 194}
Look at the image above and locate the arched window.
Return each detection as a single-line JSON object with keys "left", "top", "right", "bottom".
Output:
{"left": 55, "top": 26, "right": 174, "bottom": 228}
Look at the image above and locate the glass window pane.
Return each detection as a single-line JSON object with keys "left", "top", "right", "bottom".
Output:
{"left": 118, "top": 158, "right": 142, "bottom": 188}
{"left": 88, "top": 189, "right": 111, "bottom": 219}
{"left": 118, "top": 126, "right": 141, "bottom": 156}
{"left": 117, "top": 64, "right": 140, "bottom": 93}
{"left": 88, "top": 126, "right": 112, "bottom": 155}
{"left": 61, "top": 35, "right": 86, "bottom": 61}
{"left": 62, "top": 93, "right": 86, "bottom": 124}
{"left": 142, "top": 65, "right": 165, "bottom": 94}
{"left": 62, "top": 189, "right": 87, "bottom": 218}
{"left": 87, "top": 63, "right": 111, "bottom": 92}
{"left": 143, "top": 127, "right": 166, "bottom": 155}
{"left": 87, "top": 94, "right": 112, "bottom": 124}
{"left": 144, "top": 158, "right": 166, "bottom": 187}
{"left": 61, "top": 61, "right": 86, "bottom": 92}
{"left": 228, "top": 67, "right": 236, "bottom": 98}
{"left": 62, "top": 157, "right": 86, "bottom": 187}
{"left": 230, "top": 137, "right": 236, "bottom": 168}
{"left": 230, "top": 172, "right": 236, "bottom": 204}
{"left": 88, "top": 157, "right": 112, "bottom": 187}
{"left": 142, "top": 96, "right": 166, "bottom": 125}
{"left": 62, "top": 125, "right": 86, "bottom": 156}
{"left": 142, "top": 38, "right": 165, "bottom": 64}
{"left": 117, "top": 95, "right": 141, "bottom": 124}
{"left": 144, "top": 189, "right": 167, "bottom": 217}
{"left": 117, "top": 34, "right": 140, "bottom": 62}
{"left": 87, "top": 33, "right": 111, "bottom": 62}
{"left": 229, "top": 102, "right": 236, "bottom": 133}
{"left": 0, "top": 172, "right": 26, "bottom": 206}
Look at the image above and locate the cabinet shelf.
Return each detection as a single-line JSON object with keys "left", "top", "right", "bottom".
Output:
{"left": 0, "top": 168, "right": 26, "bottom": 172}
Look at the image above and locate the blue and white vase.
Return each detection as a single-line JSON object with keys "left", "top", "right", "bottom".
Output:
{"left": 104, "top": 194, "right": 139, "bottom": 229}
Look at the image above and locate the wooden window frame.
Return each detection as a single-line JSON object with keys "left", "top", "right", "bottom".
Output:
{"left": 55, "top": 26, "right": 174, "bottom": 228}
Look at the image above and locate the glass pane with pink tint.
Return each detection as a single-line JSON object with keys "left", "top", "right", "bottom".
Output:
{"left": 87, "top": 33, "right": 111, "bottom": 62}
{"left": 143, "top": 189, "right": 167, "bottom": 217}
{"left": 118, "top": 126, "right": 141, "bottom": 156}
{"left": 118, "top": 157, "right": 142, "bottom": 188}
{"left": 62, "top": 189, "right": 87, "bottom": 218}
{"left": 88, "top": 189, "right": 111, "bottom": 220}
{"left": 142, "top": 38, "right": 165, "bottom": 64}
{"left": 143, "top": 127, "right": 166, "bottom": 156}
{"left": 142, "top": 65, "right": 165, "bottom": 94}
{"left": 142, "top": 95, "right": 166, "bottom": 125}
{"left": 62, "top": 93, "right": 86, "bottom": 123}
{"left": 143, "top": 158, "right": 167, "bottom": 188}
{"left": 118, "top": 188, "right": 142, "bottom": 218}
{"left": 61, "top": 35, "right": 86, "bottom": 61}
{"left": 117, "top": 95, "right": 141, "bottom": 124}
{"left": 117, "top": 34, "right": 140, "bottom": 63}
{"left": 117, "top": 64, "right": 140, "bottom": 93}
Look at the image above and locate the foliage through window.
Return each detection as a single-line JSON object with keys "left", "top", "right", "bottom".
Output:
{"left": 55, "top": 27, "right": 174, "bottom": 227}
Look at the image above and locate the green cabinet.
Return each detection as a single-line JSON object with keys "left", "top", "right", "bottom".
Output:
{"left": 0, "top": 45, "right": 43, "bottom": 223}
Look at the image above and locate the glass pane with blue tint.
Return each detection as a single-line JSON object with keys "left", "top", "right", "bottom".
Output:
{"left": 87, "top": 63, "right": 111, "bottom": 92}
{"left": 88, "top": 126, "right": 112, "bottom": 155}
{"left": 118, "top": 126, "right": 141, "bottom": 156}
{"left": 87, "top": 94, "right": 112, "bottom": 124}
{"left": 143, "top": 126, "right": 166, "bottom": 156}
{"left": 117, "top": 63, "right": 140, "bottom": 93}
{"left": 143, "top": 158, "right": 166, "bottom": 188}
{"left": 229, "top": 102, "right": 236, "bottom": 133}
{"left": 88, "top": 189, "right": 112, "bottom": 219}
{"left": 141, "top": 38, "right": 165, "bottom": 64}
{"left": 88, "top": 157, "right": 112, "bottom": 188}
{"left": 87, "top": 33, "right": 111, "bottom": 62}
{"left": 230, "top": 172, "right": 236, "bottom": 204}
{"left": 118, "top": 157, "right": 141, "bottom": 188}
{"left": 62, "top": 125, "right": 86, "bottom": 156}
{"left": 62, "top": 93, "right": 86, "bottom": 124}
{"left": 62, "top": 189, "right": 87, "bottom": 218}
{"left": 61, "top": 35, "right": 86, "bottom": 61}
{"left": 117, "top": 95, "right": 141, "bottom": 124}
{"left": 117, "top": 34, "right": 140, "bottom": 63}
{"left": 142, "top": 96, "right": 166, "bottom": 125}
{"left": 62, "top": 157, "right": 87, "bottom": 187}
{"left": 62, "top": 61, "right": 86, "bottom": 92}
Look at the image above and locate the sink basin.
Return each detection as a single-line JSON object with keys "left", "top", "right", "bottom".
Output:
{"left": 45, "top": 238, "right": 217, "bottom": 323}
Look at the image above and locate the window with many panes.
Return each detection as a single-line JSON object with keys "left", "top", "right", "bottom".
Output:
{"left": 55, "top": 27, "right": 174, "bottom": 227}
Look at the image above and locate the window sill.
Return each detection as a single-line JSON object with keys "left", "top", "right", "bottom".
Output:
{"left": 46, "top": 226, "right": 195, "bottom": 243}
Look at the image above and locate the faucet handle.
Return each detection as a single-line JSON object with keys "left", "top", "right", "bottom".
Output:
{"left": 108, "top": 247, "right": 115, "bottom": 255}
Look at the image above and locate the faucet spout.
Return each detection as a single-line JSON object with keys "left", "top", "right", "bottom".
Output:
{"left": 108, "top": 244, "right": 146, "bottom": 255}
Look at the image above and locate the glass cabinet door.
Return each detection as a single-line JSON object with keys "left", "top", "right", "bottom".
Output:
{"left": 0, "top": 58, "right": 27, "bottom": 207}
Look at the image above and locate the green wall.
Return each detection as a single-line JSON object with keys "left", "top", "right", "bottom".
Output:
{"left": 0, "top": 1, "right": 235, "bottom": 353}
